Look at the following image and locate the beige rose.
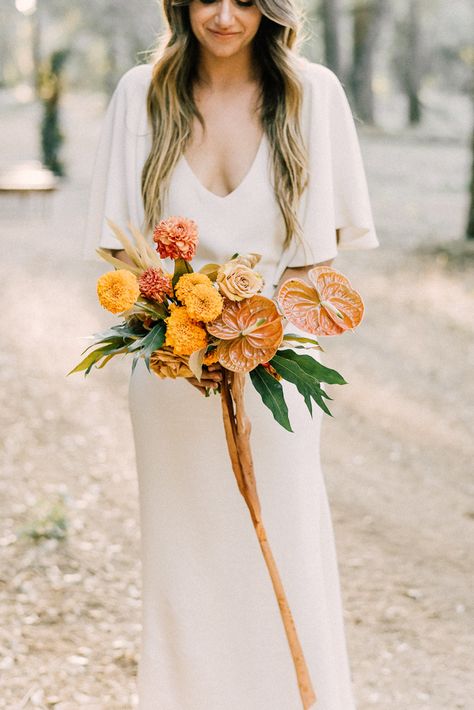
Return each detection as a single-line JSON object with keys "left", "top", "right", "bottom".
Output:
{"left": 216, "top": 261, "right": 264, "bottom": 301}
{"left": 149, "top": 347, "right": 193, "bottom": 379}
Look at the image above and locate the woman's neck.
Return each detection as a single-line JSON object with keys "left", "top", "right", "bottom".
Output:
{"left": 195, "top": 47, "right": 260, "bottom": 91}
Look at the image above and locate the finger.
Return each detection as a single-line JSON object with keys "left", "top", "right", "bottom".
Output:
{"left": 201, "top": 373, "right": 222, "bottom": 383}
{"left": 193, "top": 372, "right": 222, "bottom": 384}
{"left": 206, "top": 363, "right": 222, "bottom": 371}
{"left": 187, "top": 378, "right": 218, "bottom": 393}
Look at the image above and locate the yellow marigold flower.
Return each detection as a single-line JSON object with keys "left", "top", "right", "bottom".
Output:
{"left": 184, "top": 283, "right": 223, "bottom": 322}
{"left": 203, "top": 349, "right": 219, "bottom": 366}
{"left": 165, "top": 304, "right": 208, "bottom": 356}
{"left": 175, "top": 272, "right": 212, "bottom": 304}
{"left": 97, "top": 270, "right": 139, "bottom": 314}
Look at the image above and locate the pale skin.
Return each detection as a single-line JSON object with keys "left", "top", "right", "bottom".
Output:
{"left": 113, "top": 0, "right": 335, "bottom": 394}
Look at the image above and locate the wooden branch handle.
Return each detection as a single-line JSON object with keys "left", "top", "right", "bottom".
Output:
{"left": 220, "top": 370, "right": 317, "bottom": 709}
{"left": 254, "top": 518, "right": 317, "bottom": 709}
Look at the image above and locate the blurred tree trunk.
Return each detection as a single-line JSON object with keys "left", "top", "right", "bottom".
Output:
{"left": 405, "top": 0, "right": 422, "bottom": 124}
{"left": 350, "top": 0, "right": 389, "bottom": 124}
{"left": 466, "top": 122, "right": 474, "bottom": 240}
{"left": 321, "top": 0, "right": 341, "bottom": 75}
{"left": 39, "top": 49, "right": 69, "bottom": 176}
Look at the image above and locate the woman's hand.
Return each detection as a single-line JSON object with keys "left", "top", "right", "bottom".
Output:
{"left": 186, "top": 363, "right": 223, "bottom": 396}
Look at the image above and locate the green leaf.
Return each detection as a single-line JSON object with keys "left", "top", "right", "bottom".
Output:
{"left": 143, "top": 324, "right": 166, "bottom": 370}
{"left": 83, "top": 322, "right": 145, "bottom": 353}
{"left": 172, "top": 257, "right": 193, "bottom": 288}
{"left": 272, "top": 349, "right": 347, "bottom": 385}
{"left": 128, "top": 321, "right": 166, "bottom": 369}
{"left": 103, "top": 322, "right": 146, "bottom": 339}
{"left": 131, "top": 352, "right": 141, "bottom": 374}
{"left": 249, "top": 365, "right": 293, "bottom": 432}
{"left": 68, "top": 342, "right": 126, "bottom": 376}
{"left": 84, "top": 335, "right": 132, "bottom": 355}
{"left": 310, "top": 387, "right": 333, "bottom": 416}
{"left": 135, "top": 299, "right": 168, "bottom": 320}
{"left": 270, "top": 349, "right": 346, "bottom": 418}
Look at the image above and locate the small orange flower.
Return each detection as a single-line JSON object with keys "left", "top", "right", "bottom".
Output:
{"left": 138, "top": 268, "right": 173, "bottom": 302}
{"left": 175, "top": 272, "right": 213, "bottom": 304}
{"left": 184, "top": 284, "right": 223, "bottom": 322}
{"left": 153, "top": 216, "right": 199, "bottom": 261}
{"left": 97, "top": 270, "right": 139, "bottom": 314}
{"left": 203, "top": 349, "right": 219, "bottom": 366}
{"left": 175, "top": 272, "right": 223, "bottom": 321}
{"left": 164, "top": 304, "right": 208, "bottom": 356}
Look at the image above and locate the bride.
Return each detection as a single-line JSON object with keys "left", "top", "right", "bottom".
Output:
{"left": 84, "top": 0, "right": 379, "bottom": 707}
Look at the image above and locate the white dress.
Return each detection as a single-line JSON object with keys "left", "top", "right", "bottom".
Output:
{"left": 84, "top": 57, "right": 379, "bottom": 710}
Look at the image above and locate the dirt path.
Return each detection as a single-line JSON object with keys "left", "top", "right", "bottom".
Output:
{"left": 0, "top": 92, "right": 472, "bottom": 709}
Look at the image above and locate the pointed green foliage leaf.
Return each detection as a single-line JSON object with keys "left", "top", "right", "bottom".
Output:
{"left": 135, "top": 299, "right": 168, "bottom": 320}
{"left": 131, "top": 353, "right": 140, "bottom": 374}
{"left": 249, "top": 365, "right": 293, "bottom": 432}
{"left": 82, "top": 335, "right": 124, "bottom": 354}
{"left": 272, "top": 349, "right": 347, "bottom": 385}
{"left": 128, "top": 322, "right": 164, "bottom": 353}
{"left": 311, "top": 387, "right": 333, "bottom": 416}
{"left": 128, "top": 322, "right": 166, "bottom": 370}
{"left": 270, "top": 349, "right": 346, "bottom": 418}
{"left": 83, "top": 322, "right": 146, "bottom": 354}
{"left": 68, "top": 342, "right": 126, "bottom": 376}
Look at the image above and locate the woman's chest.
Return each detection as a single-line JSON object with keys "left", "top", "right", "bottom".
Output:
{"left": 161, "top": 134, "right": 287, "bottom": 295}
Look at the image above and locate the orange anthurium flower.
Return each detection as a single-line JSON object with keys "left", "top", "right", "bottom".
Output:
{"left": 277, "top": 266, "right": 364, "bottom": 336}
{"left": 207, "top": 295, "right": 284, "bottom": 373}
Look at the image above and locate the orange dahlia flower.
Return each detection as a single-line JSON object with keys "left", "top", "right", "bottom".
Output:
{"left": 153, "top": 216, "right": 199, "bottom": 262}
{"left": 207, "top": 295, "right": 284, "bottom": 373}
{"left": 97, "top": 270, "right": 139, "bottom": 314}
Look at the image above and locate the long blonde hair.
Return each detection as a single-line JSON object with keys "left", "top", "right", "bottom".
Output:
{"left": 141, "top": 0, "right": 309, "bottom": 251}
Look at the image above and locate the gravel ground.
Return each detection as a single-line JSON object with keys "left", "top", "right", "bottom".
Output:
{"left": 0, "top": 91, "right": 472, "bottom": 709}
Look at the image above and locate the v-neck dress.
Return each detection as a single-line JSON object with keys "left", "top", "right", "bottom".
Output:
{"left": 83, "top": 58, "right": 379, "bottom": 710}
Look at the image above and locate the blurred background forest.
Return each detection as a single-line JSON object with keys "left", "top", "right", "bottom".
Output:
{"left": 1, "top": 0, "right": 473, "bottom": 232}
{"left": 0, "top": 1, "right": 473, "bottom": 709}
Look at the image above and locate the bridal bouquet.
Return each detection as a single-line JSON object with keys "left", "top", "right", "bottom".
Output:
{"left": 71, "top": 216, "right": 364, "bottom": 709}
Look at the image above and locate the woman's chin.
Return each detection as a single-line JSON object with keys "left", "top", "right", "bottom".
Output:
{"left": 196, "top": 32, "right": 248, "bottom": 58}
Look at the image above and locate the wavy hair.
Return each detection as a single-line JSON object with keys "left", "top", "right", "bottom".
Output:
{"left": 141, "top": 0, "right": 309, "bottom": 252}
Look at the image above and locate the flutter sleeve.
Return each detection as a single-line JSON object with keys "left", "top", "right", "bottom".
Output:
{"left": 273, "top": 61, "right": 379, "bottom": 284}
{"left": 328, "top": 71, "right": 379, "bottom": 252}
{"left": 82, "top": 65, "right": 152, "bottom": 260}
